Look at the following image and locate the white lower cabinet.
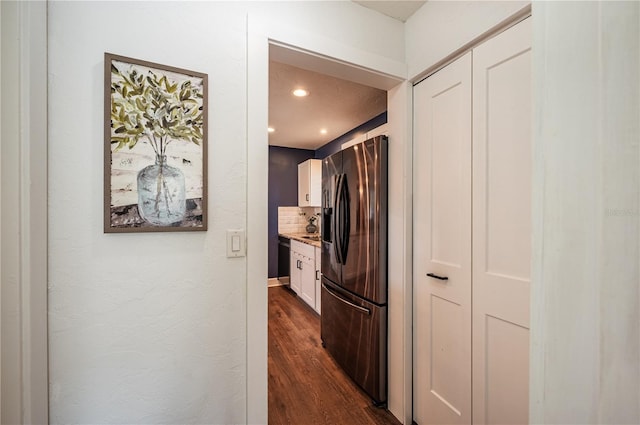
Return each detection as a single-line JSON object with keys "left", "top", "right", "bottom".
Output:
{"left": 314, "top": 246, "right": 321, "bottom": 314}
{"left": 290, "top": 240, "right": 321, "bottom": 313}
{"left": 299, "top": 254, "right": 315, "bottom": 307}
{"left": 289, "top": 248, "right": 301, "bottom": 295}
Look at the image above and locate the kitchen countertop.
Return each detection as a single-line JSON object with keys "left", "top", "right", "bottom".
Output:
{"left": 279, "top": 232, "right": 321, "bottom": 248}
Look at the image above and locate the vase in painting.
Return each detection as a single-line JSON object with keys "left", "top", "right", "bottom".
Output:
{"left": 137, "top": 154, "right": 186, "bottom": 225}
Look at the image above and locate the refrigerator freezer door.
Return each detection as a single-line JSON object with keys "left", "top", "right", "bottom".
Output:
{"left": 320, "top": 278, "right": 387, "bottom": 404}
{"left": 340, "top": 137, "right": 388, "bottom": 304}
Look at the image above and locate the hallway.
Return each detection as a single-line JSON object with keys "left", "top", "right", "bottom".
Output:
{"left": 268, "top": 286, "right": 400, "bottom": 425}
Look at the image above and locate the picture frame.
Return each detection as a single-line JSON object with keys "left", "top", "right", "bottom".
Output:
{"left": 104, "top": 53, "right": 208, "bottom": 233}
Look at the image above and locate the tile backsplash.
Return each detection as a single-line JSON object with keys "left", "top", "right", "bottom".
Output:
{"left": 278, "top": 206, "right": 321, "bottom": 234}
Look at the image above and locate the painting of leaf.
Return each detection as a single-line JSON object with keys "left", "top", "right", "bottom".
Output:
{"left": 104, "top": 53, "right": 208, "bottom": 233}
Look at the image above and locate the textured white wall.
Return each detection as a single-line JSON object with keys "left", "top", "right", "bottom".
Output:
{"left": 250, "top": 1, "right": 405, "bottom": 64}
{"left": 49, "top": 1, "right": 407, "bottom": 424}
{"left": 405, "top": 0, "right": 529, "bottom": 80}
{"left": 48, "top": 2, "right": 249, "bottom": 423}
{"left": 530, "top": 2, "right": 640, "bottom": 423}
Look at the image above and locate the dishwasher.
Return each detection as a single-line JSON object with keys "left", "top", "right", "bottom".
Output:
{"left": 277, "top": 236, "right": 290, "bottom": 284}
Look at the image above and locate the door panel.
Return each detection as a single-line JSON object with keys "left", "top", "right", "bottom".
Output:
{"left": 298, "top": 160, "right": 310, "bottom": 206}
{"left": 483, "top": 49, "right": 532, "bottom": 282}
{"left": 483, "top": 315, "right": 530, "bottom": 425}
{"left": 472, "top": 17, "right": 532, "bottom": 425}
{"left": 430, "top": 295, "right": 465, "bottom": 416}
{"left": 320, "top": 278, "right": 387, "bottom": 404}
{"left": 413, "top": 52, "right": 472, "bottom": 425}
{"left": 341, "top": 137, "right": 387, "bottom": 304}
{"left": 430, "top": 85, "right": 465, "bottom": 268}
{"left": 300, "top": 254, "right": 315, "bottom": 307}
{"left": 290, "top": 250, "right": 300, "bottom": 295}
{"left": 321, "top": 152, "right": 342, "bottom": 285}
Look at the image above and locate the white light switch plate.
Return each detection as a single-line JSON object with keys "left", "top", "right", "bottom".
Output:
{"left": 226, "top": 229, "right": 245, "bottom": 258}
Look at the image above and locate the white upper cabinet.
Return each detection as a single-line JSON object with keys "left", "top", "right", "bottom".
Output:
{"left": 365, "top": 123, "right": 389, "bottom": 140}
{"left": 298, "top": 159, "right": 321, "bottom": 207}
{"left": 341, "top": 123, "right": 389, "bottom": 150}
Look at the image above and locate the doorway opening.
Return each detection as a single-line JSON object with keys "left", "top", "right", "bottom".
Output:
{"left": 265, "top": 42, "right": 399, "bottom": 423}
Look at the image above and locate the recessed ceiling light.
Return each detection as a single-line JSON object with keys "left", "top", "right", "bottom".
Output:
{"left": 320, "top": 128, "right": 328, "bottom": 135}
{"left": 268, "top": 127, "right": 275, "bottom": 133}
{"left": 293, "top": 89, "right": 308, "bottom": 97}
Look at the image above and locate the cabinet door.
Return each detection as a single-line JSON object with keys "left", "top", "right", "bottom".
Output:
{"left": 472, "top": 18, "right": 531, "bottom": 425}
{"left": 308, "top": 160, "right": 322, "bottom": 207}
{"left": 314, "top": 247, "right": 321, "bottom": 314}
{"left": 298, "top": 159, "right": 321, "bottom": 207}
{"left": 341, "top": 133, "right": 367, "bottom": 150}
{"left": 413, "top": 52, "right": 472, "bottom": 425}
{"left": 366, "top": 123, "right": 389, "bottom": 140}
{"left": 290, "top": 250, "right": 300, "bottom": 294}
{"left": 300, "top": 255, "right": 315, "bottom": 308}
{"left": 298, "top": 161, "right": 310, "bottom": 206}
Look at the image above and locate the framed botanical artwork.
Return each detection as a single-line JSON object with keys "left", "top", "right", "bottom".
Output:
{"left": 104, "top": 53, "right": 208, "bottom": 232}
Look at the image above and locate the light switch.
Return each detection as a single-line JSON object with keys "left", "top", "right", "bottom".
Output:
{"left": 226, "top": 229, "right": 245, "bottom": 258}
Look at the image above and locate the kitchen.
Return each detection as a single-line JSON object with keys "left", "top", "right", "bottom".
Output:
{"left": 267, "top": 57, "right": 393, "bottom": 422}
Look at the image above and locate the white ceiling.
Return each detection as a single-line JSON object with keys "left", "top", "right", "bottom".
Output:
{"left": 353, "top": 0, "right": 426, "bottom": 22}
{"left": 267, "top": 0, "right": 425, "bottom": 151}
{"left": 268, "top": 61, "right": 387, "bottom": 150}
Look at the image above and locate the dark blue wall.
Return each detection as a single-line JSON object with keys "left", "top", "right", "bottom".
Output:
{"left": 268, "top": 112, "right": 388, "bottom": 278}
{"left": 268, "top": 146, "right": 315, "bottom": 278}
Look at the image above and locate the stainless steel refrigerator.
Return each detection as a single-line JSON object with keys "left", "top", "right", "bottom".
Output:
{"left": 320, "top": 135, "right": 387, "bottom": 405}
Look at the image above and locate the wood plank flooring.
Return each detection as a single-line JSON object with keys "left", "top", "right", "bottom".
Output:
{"left": 268, "top": 286, "right": 401, "bottom": 425}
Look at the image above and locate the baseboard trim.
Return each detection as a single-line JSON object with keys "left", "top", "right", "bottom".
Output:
{"left": 268, "top": 277, "right": 289, "bottom": 287}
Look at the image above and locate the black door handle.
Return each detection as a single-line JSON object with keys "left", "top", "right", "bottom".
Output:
{"left": 341, "top": 174, "right": 350, "bottom": 263}
{"left": 334, "top": 174, "right": 344, "bottom": 264}
{"left": 427, "top": 273, "right": 448, "bottom": 281}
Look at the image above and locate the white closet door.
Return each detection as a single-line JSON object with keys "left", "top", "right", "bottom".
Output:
{"left": 472, "top": 18, "right": 532, "bottom": 425}
{"left": 413, "top": 52, "right": 472, "bottom": 425}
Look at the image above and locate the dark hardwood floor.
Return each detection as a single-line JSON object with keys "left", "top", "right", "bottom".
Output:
{"left": 268, "top": 286, "right": 401, "bottom": 425}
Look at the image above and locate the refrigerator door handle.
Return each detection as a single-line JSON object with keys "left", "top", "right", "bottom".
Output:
{"left": 322, "top": 283, "right": 370, "bottom": 315}
{"left": 340, "top": 174, "right": 350, "bottom": 262}
{"left": 334, "top": 174, "right": 344, "bottom": 264}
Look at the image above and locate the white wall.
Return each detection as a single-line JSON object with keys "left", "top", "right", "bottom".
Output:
{"left": 250, "top": 1, "right": 405, "bottom": 64}
{"left": 405, "top": 0, "right": 529, "bottom": 80}
{"left": 530, "top": 2, "right": 640, "bottom": 423}
{"left": 48, "top": 2, "right": 248, "bottom": 423}
{"left": 386, "top": 81, "right": 412, "bottom": 424}
{"left": 49, "top": 1, "right": 407, "bottom": 424}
